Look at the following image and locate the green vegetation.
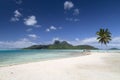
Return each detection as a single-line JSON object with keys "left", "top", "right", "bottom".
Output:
{"left": 48, "top": 41, "right": 73, "bottom": 49}
{"left": 109, "top": 48, "right": 119, "bottom": 50}
{"left": 24, "top": 40, "right": 98, "bottom": 50}
{"left": 96, "top": 28, "right": 112, "bottom": 46}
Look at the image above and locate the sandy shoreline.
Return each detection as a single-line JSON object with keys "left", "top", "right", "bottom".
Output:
{"left": 0, "top": 52, "right": 120, "bottom": 80}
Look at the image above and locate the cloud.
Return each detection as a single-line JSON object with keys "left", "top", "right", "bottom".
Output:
{"left": 46, "top": 28, "right": 50, "bottom": 32}
{"left": 79, "top": 37, "right": 120, "bottom": 49}
{"left": 64, "top": 1, "right": 74, "bottom": 10}
{"left": 1, "top": 36, "right": 119, "bottom": 49}
{"left": 68, "top": 37, "right": 97, "bottom": 46}
{"left": 28, "top": 34, "right": 38, "bottom": 39}
{"left": 66, "top": 18, "right": 73, "bottom": 21}
{"left": 15, "top": 0, "right": 22, "bottom": 4}
{"left": 14, "top": 10, "right": 22, "bottom": 17}
{"left": 75, "top": 38, "right": 80, "bottom": 41}
{"left": 11, "top": 10, "right": 22, "bottom": 22}
{"left": 81, "top": 37, "right": 97, "bottom": 44}
{"left": 66, "top": 18, "right": 80, "bottom": 22}
{"left": 52, "top": 37, "right": 60, "bottom": 42}
{"left": 24, "top": 15, "right": 41, "bottom": 28}
{"left": 69, "top": 37, "right": 120, "bottom": 49}
{"left": 0, "top": 38, "right": 36, "bottom": 49}
{"left": 64, "top": 1, "right": 80, "bottom": 22}
{"left": 107, "top": 37, "right": 120, "bottom": 48}
{"left": 46, "top": 26, "right": 58, "bottom": 32}
{"left": 73, "top": 8, "right": 79, "bottom": 16}
{"left": 79, "top": 37, "right": 120, "bottom": 48}
{"left": 111, "top": 37, "right": 120, "bottom": 43}
{"left": 2, "top": 36, "right": 120, "bottom": 49}
{"left": 50, "top": 26, "right": 57, "bottom": 30}
{"left": 24, "top": 16, "right": 37, "bottom": 26}
{"left": 96, "top": 37, "right": 120, "bottom": 48}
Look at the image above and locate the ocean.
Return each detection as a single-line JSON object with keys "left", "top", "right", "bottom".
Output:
{"left": 0, "top": 49, "right": 84, "bottom": 67}
{"left": 0, "top": 49, "right": 120, "bottom": 67}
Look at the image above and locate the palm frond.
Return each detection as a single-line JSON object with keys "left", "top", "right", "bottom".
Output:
{"left": 96, "top": 28, "right": 112, "bottom": 46}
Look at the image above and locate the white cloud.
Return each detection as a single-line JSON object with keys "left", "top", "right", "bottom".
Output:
{"left": 66, "top": 18, "right": 73, "bottom": 21}
{"left": 46, "top": 28, "right": 50, "bottom": 32}
{"left": 81, "top": 37, "right": 97, "bottom": 44}
{"left": 11, "top": 10, "right": 22, "bottom": 22}
{"left": 64, "top": 1, "right": 80, "bottom": 23}
{"left": 107, "top": 37, "right": 120, "bottom": 48}
{"left": 66, "top": 18, "right": 80, "bottom": 22}
{"left": 75, "top": 38, "right": 80, "bottom": 41}
{"left": 24, "top": 15, "right": 41, "bottom": 27}
{"left": 79, "top": 37, "right": 120, "bottom": 48}
{"left": 73, "top": 8, "right": 79, "bottom": 15}
{"left": 28, "top": 34, "right": 38, "bottom": 39}
{"left": 24, "top": 15, "right": 38, "bottom": 26}
{"left": 79, "top": 37, "right": 120, "bottom": 49}
{"left": 52, "top": 37, "right": 60, "bottom": 42}
{"left": 15, "top": 0, "right": 22, "bottom": 4}
{"left": 68, "top": 37, "right": 98, "bottom": 46}
{"left": 2, "top": 36, "right": 120, "bottom": 49}
{"left": 111, "top": 37, "right": 120, "bottom": 43}
{"left": 50, "top": 26, "right": 57, "bottom": 30}
{"left": 64, "top": 1, "right": 74, "bottom": 10}
{"left": 14, "top": 10, "right": 21, "bottom": 17}
{"left": 46, "top": 26, "right": 58, "bottom": 32}
{"left": 0, "top": 38, "right": 36, "bottom": 49}
{"left": 11, "top": 17, "right": 19, "bottom": 22}
{"left": 69, "top": 37, "right": 120, "bottom": 49}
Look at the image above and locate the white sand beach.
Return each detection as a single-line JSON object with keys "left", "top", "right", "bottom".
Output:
{"left": 0, "top": 52, "right": 120, "bottom": 80}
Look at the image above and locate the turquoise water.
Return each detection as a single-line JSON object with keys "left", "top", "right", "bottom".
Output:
{"left": 0, "top": 49, "right": 120, "bottom": 67}
{"left": 0, "top": 49, "right": 83, "bottom": 67}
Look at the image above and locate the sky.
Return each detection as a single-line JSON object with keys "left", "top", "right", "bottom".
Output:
{"left": 0, "top": 0, "right": 120, "bottom": 49}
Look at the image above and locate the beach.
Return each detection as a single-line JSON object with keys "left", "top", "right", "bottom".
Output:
{"left": 0, "top": 52, "right": 120, "bottom": 80}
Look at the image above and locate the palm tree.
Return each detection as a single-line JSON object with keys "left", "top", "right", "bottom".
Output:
{"left": 96, "top": 28, "right": 112, "bottom": 46}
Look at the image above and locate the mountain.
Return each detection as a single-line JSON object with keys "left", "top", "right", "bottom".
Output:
{"left": 24, "top": 40, "right": 98, "bottom": 50}
{"left": 75, "top": 45, "right": 98, "bottom": 49}
{"left": 109, "top": 48, "right": 120, "bottom": 50}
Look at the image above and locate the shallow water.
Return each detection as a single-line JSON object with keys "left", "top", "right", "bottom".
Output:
{"left": 0, "top": 49, "right": 84, "bottom": 67}
{"left": 0, "top": 49, "right": 120, "bottom": 67}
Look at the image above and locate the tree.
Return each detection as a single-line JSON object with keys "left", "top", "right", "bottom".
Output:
{"left": 96, "top": 28, "right": 112, "bottom": 46}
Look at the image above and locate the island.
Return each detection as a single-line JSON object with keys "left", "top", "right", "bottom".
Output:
{"left": 24, "top": 40, "right": 98, "bottom": 50}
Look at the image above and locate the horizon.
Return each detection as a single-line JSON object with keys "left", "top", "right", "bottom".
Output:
{"left": 0, "top": 0, "right": 120, "bottom": 49}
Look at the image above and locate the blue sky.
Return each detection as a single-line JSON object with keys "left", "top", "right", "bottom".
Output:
{"left": 0, "top": 0, "right": 120, "bottom": 49}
